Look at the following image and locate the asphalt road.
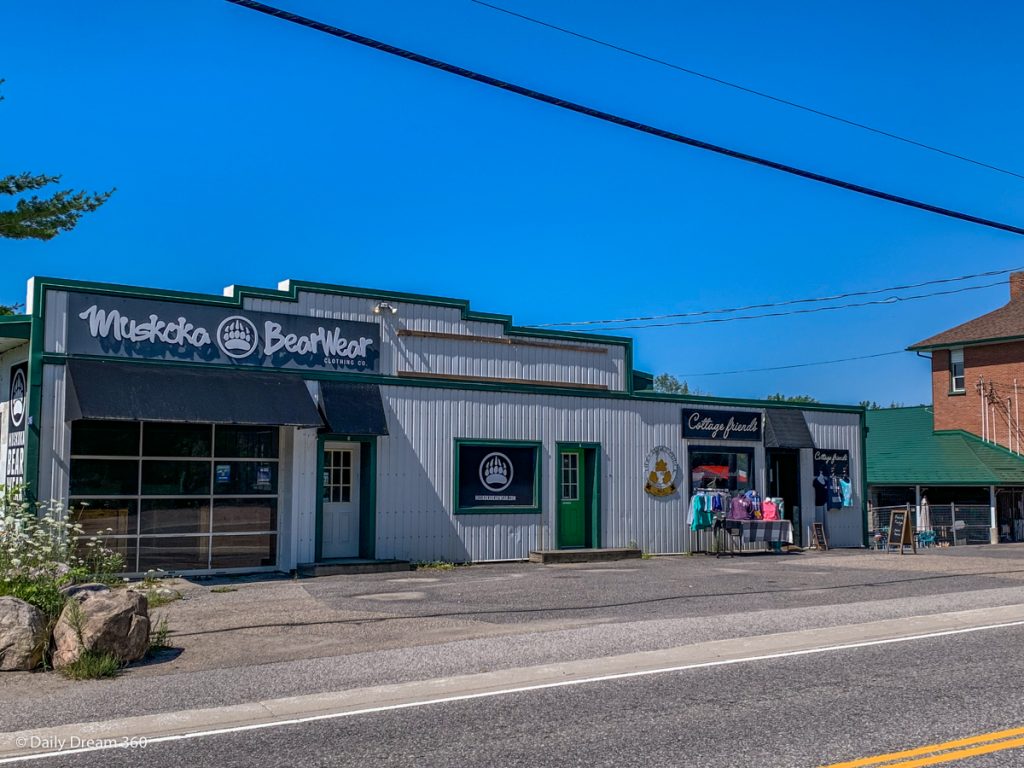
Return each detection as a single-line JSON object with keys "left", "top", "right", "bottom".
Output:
{"left": 18, "top": 622, "right": 1024, "bottom": 768}
{"left": 9, "top": 549, "right": 1024, "bottom": 733}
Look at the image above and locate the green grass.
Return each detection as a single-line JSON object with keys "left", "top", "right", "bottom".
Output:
{"left": 148, "top": 615, "right": 172, "bottom": 656}
{"left": 209, "top": 586, "right": 238, "bottom": 593}
{"left": 641, "top": 552, "right": 654, "bottom": 560}
{"left": 415, "top": 560, "right": 457, "bottom": 571}
{"left": 60, "top": 650, "right": 122, "bottom": 680}
{"left": 145, "top": 588, "right": 182, "bottom": 608}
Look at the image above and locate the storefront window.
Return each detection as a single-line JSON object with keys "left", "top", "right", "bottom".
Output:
{"left": 69, "top": 420, "right": 279, "bottom": 573}
{"left": 143, "top": 423, "right": 212, "bottom": 458}
{"left": 689, "top": 447, "right": 754, "bottom": 492}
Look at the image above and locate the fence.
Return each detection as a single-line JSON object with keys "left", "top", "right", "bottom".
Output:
{"left": 870, "top": 503, "right": 993, "bottom": 547}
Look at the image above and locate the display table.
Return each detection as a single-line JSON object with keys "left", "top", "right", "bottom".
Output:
{"left": 723, "top": 519, "right": 793, "bottom": 545}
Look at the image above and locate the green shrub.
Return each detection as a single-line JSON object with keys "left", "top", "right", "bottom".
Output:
{"left": 0, "top": 485, "right": 125, "bottom": 618}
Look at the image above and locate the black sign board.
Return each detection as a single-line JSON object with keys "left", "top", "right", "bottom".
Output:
{"left": 66, "top": 292, "right": 381, "bottom": 373}
{"left": 456, "top": 443, "right": 539, "bottom": 512}
{"left": 5, "top": 362, "right": 27, "bottom": 490}
{"left": 813, "top": 449, "right": 850, "bottom": 478}
{"left": 887, "top": 509, "right": 916, "bottom": 554}
{"left": 682, "top": 408, "right": 762, "bottom": 442}
{"left": 812, "top": 522, "right": 828, "bottom": 551}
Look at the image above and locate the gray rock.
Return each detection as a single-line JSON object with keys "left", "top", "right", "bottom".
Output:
{"left": 59, "top": 583, "right": 111, "bottom": 600}
{"left": 0, "top": 597, "right": 47, "bottom": 671}
{"left": 52, "top": 591, "right": 149, "bottom": 669}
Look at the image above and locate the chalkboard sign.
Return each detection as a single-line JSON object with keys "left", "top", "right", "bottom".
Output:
{"left": 812, "top": 522, "right": 828, "bottom": 551}
{"left": 887, "top": 509, "right": 916, "bottom": 554}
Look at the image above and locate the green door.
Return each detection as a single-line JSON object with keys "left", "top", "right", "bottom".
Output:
{"left": 558, "top": 447, "right": 586, "bottom": 548}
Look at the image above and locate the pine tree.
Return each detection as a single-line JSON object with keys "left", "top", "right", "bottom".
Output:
{"left": 0, "top": 82, "right": 113, "bottom": 240}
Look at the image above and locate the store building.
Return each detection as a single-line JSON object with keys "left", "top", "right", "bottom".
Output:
{"left": 0, "top": 277, "right": 867, "bottom": 575}
{"left": 866, "top": 273, "right": 1024, "bottom": 542}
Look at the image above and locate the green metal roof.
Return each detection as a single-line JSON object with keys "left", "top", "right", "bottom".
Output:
{"left": 866, "top": 406, "right": 1024, "bottom": 485}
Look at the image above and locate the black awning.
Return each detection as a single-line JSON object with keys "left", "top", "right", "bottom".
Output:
{"left": 764, "top": 408, "right": 815, "bottom": 449}
{"left": 318, "top": 381, "right": 389, "bottom": 436}
{"left": 66, "top": 360, "right": 323, "bottom": 427}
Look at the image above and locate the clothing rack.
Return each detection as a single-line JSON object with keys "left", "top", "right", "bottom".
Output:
{"left": 688, "top": 489, "right": 732, "bottom": 555}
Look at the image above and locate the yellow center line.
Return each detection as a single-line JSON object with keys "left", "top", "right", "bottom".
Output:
{"left": 823, "top": 726, "right": 1024, "bottom": 767}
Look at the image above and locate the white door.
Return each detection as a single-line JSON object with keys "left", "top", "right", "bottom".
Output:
{"left": 322, "top": 442, "right": 360, "bottom": 558}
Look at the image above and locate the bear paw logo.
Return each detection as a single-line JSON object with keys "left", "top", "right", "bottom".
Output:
{"left": 216, "top": 316, "right": 259, "bottom": 359}
{"left": 9, "top": 369, "right": 26, "bottom": 428}
{"left": 479, "top": 452, "right": 513, "bottom": 492}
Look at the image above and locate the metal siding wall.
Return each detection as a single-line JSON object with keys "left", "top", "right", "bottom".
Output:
{"left": 804, "top": 411, "right": 865, "bottom": 547}
{"left": 377, "top": 386, "right": 689, "bottom": 562}
{"left": 244, "top": 290, "right": 626, "bottom": 391}
{"left": 38, "top": 364, "right": 71, "bottom": 505}
{"left": 292, "top": 427, "right": 319, "bottom": 565}
{"left": 43, "top": 290, "right": 69, "bottom": 354}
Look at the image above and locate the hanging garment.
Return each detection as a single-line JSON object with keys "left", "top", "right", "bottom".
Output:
{"left": 813, "top": 476, "right": 828, "bottom": 506}
{"left": 711, "top": 494, "right": 723, "bottom": 512}
{"left": 691, "top": 495, "right": 716, "bottom": 531}
{"left": 839, "top": 478, "right": 852, "bottom": 507}
{"left": 828, "top": 477, "right": 843, "bottom": 510}
{"left": 687, "top": 494, "right": 703, "bottom": 527}
{"left": 729, "top": 495, "right": 752, "bottom": 520}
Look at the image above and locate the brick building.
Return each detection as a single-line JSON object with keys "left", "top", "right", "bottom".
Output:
{"left": 866, "top": 273, "right": 1024, "bottom": 544}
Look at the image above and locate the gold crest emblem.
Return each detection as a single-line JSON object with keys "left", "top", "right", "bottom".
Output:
{"left": 644, "top": 447, "right": 679, "bottom": 497}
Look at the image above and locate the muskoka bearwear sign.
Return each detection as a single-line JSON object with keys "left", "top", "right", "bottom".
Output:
{"left": 67, "top": 292, "right": 380, "bottom": 373}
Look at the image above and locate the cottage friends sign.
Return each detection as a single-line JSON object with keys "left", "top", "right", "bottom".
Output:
{"left": 681, "top": 407, "right": 762, "bottom": 442}
{"left": 67, "top": 293, "right": 380, "bottom": 373}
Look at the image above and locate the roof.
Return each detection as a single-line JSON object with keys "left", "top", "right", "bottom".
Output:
{"left": 909, "top": 298, "right": 1024, "bottom": 350}
{"left": 764, "top": 408, "right": 815, "bottom": 448}
{"left": 866, "top": 406, "right": 1024, "bottom": 485}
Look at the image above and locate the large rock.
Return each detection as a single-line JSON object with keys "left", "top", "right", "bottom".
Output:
{"left": 52, "top": 591, "right": 149, "bottom": 669}
{"left": 0, "top": 597, "right": 47, "bottom": 671}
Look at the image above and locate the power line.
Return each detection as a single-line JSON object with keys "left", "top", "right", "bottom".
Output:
{"left": 532, "top": 266, "right": 1023, "bottom": 328}
{"left": 587, "top": 280, "right": 1005, "bottom": 330}
{"left": 470, "top": 0, "right": 1024, "bottom": 182}
{"left": 225, "top": 0, "right": 1024, "bottom": 237}
{"left": 674, "top": 349, "right": 906, "bottom": 377}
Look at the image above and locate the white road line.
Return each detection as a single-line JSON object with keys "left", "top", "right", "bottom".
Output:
{"left": 4, "top": 617, "right": 1024, "bottom": 764}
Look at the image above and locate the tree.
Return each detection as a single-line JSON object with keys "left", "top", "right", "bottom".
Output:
{"left": 0, "top": 82, "right": 113, "bottom": 240}
{"left": 0, "top": 304, "right": 18, "bottom": 316}
{"left": 859, "top": 400, "right": 906, "bottom": 409}
{"left": 653, "top": 373, "right": 708, "bottom": 396}
{"left": 765, "top": 393, "right": 819, "bottom": 403}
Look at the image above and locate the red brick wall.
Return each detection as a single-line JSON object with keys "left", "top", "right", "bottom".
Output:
{"left": 931, "top": 341, "right": 1024, "bottom": 447}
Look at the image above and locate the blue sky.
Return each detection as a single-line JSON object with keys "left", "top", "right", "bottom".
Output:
{"left": 3, "top": 0, "right": 1023, "bottom": 405}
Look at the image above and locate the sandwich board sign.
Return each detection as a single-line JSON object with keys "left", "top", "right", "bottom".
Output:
{"left": 887, "top": 508, "right": 917, "bottom": 554}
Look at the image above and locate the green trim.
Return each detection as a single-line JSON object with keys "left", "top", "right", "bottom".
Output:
{"left": 29, "top": 275, "right": 861, "bottom": 413}
{"left": 632, "top": 390, "right": 863, "bottom": 415}
{"left": 30, "top": 274, "right": 633, "bottom": 353}
{"left": 453, "top": 438, "right": 543, "bottom": 515}
{"left": 0, "top": 317, "right": 30, "bottom": 339}
{"left": 557, "top": 441, "right": 602, "bottom": 548}
{"left": 24, "top": 279, "right": 45, "bottom": 505}
{"left": 315, "top": 434, "right": 378, "bottom": 561}
{"left": 860, "top": 409, "right": 869, "bottom": 548}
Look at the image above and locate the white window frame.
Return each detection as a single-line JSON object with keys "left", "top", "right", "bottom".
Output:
{"left": 949, "top": 348, "right": 965, "bottom": 394}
